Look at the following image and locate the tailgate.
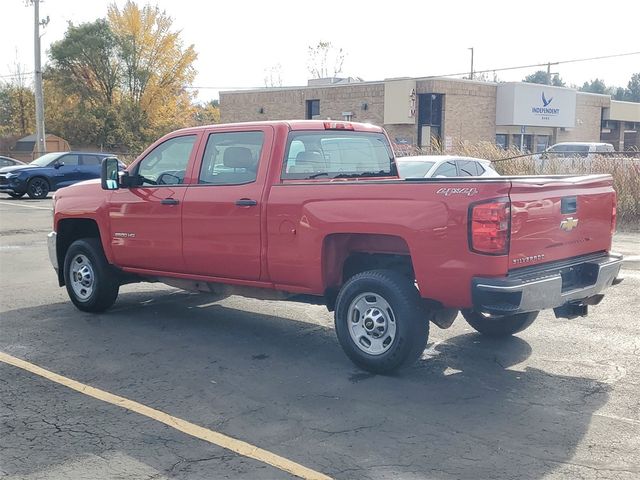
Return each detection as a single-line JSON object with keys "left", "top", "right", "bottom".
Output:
{"left": 508, "top": 175, "right": 615, "bottom": 267}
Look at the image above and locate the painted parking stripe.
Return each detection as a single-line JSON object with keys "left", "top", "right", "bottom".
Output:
{"left": 0, "top": 351, "right": 332, "bottom": 480}
{"left": 0, "top": 202, "right": 51, "bottom": 210}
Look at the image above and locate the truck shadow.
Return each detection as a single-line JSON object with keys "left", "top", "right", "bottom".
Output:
{"left": 1, "top": 289, "right": 611, "bottom": 479}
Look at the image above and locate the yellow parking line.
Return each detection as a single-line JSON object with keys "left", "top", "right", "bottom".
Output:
{"left": 0, "top": 351, "right": 332, "bottom": 480}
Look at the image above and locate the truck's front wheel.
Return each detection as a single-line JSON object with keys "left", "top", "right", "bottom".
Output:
{"left": 462, "top": 310, "right": 538, "bottom": 337}
{"left": 64, "top": 238, "right": 119, "bottom": 312}
{"left": 334, "top": 270, "right": 429, "bottom": 374}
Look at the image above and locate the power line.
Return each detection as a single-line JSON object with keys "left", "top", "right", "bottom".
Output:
{"left": 184, "top": 51, "right": 640, "bottom": 91}
{"left": 425, "top": 51, "right": 640, "bottom": 79}
{"left": 2, "top": 51, "right": 638, "bottom": 89}
{"left": 0, "top": 72, "right": 35, "bottom": 79}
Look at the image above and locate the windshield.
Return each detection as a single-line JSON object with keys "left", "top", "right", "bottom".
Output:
{"left": 30, "top": 153, "right": 61, "bottom": 167}
{"left": 281, "top": 131, "right": 396, "bottom": 180}
{"left": 396, "top": 161, "right": 435, "bottom": 178}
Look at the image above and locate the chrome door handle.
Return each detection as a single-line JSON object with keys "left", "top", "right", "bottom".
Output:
{"left": 235, "top": 198, "right": 257, "bottom": 206}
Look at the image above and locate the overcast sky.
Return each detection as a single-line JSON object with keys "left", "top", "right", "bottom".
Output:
{"left": 1, "top": 0, "right": 639, "bottom": 102}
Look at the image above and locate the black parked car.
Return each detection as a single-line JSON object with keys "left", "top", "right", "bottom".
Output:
{"left": 0, "top": 152, "right": 119, "bottom": 199}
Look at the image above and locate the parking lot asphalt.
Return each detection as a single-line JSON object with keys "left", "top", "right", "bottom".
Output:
{"left": 1, "top": 196, "right": 639, "bottom": 480}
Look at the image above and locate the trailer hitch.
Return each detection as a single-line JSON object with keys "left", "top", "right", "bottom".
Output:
{"left": 554, "top": 294, "right": 604, "bottom": 319}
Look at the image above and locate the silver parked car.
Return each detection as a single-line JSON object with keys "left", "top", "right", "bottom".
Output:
{"left": 396, "top": 155, "right": 500, "bottom": 178}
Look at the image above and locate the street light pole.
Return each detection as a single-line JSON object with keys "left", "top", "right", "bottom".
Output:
{"left": 33, "top": 0, "right": 46, "bottom": 158}
{"left": 468, "top": 47, "right": 474, "bottom": 80}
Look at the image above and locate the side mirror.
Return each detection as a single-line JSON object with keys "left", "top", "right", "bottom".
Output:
{"left": 53, "top": 161, "right": 64, "bottom": 169}
{"left": 101, "top": 157, "right": 120, "bottom": 190}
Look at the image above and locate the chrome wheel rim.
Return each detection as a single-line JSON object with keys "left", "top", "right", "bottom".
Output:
{"left": 347, "top": 292, "right": 396, "bottom": 355}
{"left": 70, "top": 254, "right": 95, "bottom": 301}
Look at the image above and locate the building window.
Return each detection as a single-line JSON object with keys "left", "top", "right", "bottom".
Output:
{"left": 306, "top": 100, "right": 320, "bottom": 119}
{"left": 417, "top": 93, "right": 443, "bottom": 148}
{"left": 535, "top": 135, "right": 550, "bottom": 153}
{"left": 512, "top": 134, "right": 533, "bottom": 153}
{"left": 342, "top": 111, "right": 353, "bottom": 121}
{"left": 495, "top": 134, "right": 508, "bottom": 149}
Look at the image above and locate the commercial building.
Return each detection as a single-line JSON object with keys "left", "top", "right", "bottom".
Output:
{"left": 220, "top": 77, "right": 640, "bottom": 152}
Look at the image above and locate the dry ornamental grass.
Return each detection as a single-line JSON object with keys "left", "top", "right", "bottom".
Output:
{"left": 396, "top": 141, "right": 639, "bottom": 230}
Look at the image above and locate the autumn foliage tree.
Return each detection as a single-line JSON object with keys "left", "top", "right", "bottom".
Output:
{"left": 45, "top": 1, "right": 199, "bottom": 152}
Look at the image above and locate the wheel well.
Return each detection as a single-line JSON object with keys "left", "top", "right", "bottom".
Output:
{"left": 56, "top": 219, "right": 101, "bottom": 286}
{"left": 322, "top": 233, "right": 415, "bottom": 310}
{"left": 342, "top": 252, "right": 415, "bottom": 282}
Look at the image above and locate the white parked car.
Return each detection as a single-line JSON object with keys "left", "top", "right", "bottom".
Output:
{"left": 396, "top": 155, "right": 500, "bottom": 178}
{"left": 539, "top": 142, "right": 615, "bottom": 159}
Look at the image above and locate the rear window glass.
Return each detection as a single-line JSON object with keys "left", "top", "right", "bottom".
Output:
{"left": 281, "top": 131, "right": 396, "bottom": 180}
{"left": 456, "top": 160, "right": 480, "bottom": 176}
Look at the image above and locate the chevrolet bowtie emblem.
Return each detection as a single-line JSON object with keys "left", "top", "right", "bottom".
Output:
{"left": 560, "top": 217, "right": 579, "bottom": 232}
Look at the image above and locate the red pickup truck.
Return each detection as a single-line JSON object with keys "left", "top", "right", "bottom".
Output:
{"left": 48, "top": 120, "right": 623, "bottom": 373}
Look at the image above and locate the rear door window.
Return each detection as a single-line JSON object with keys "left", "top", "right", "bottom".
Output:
{"left": 199, "top": 131, "right": 264, "bottom": 185}
{"left": 81, "top": 155, "right": 102, "bottom": 166}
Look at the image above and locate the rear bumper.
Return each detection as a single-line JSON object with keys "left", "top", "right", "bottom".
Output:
{"left": 472, "top": 252, "right": 623, "bottom": 316}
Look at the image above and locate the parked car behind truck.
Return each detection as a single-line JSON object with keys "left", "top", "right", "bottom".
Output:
{"left": 48, "top": 121, "right": 623, "bottom": 373}
{"left": 0, "top": 151, "right": 120, "bottom": 199}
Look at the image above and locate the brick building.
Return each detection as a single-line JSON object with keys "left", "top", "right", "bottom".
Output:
{"left": 220, "top": 77, "right": 640, "bottom": 152}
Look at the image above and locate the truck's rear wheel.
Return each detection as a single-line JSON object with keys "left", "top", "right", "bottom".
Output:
{"left": 462, "top": 310, "right": 538, "bottom": 337}
{"left": 64, "top": 238, "right": 119, "bottom": 312}
{"left": 334, "top": 269, "right": 429, "bottom": 373}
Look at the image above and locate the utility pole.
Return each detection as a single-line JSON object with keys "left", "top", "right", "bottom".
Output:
{"left": 546, "top": 61, "right": 559, "bottom": 86}
{"left": 468, "top": 47, "right": 474, "bottom": 80}
{"left": 32, "top": 0, "right": 47, "bottom": 158}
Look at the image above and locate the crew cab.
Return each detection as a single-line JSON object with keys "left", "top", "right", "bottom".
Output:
{"left": 47, "top": 121, "right": 623, "bottom": 373}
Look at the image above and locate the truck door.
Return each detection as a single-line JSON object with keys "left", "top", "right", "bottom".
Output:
{"left": 181, "top": 127, "right": 273, "bottom": 280}
{"left": 107, "top": 134, "right": 199, "bottom": 272}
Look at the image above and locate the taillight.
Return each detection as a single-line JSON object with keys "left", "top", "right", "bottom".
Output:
{"left": 611, "top": 192, "right": 617, "bottom": 236}
{"left": 469, "top": 199, "right": 510, "bottom": 255}
{"left": 323, "top": 121, "right": 354, "bottom": 130}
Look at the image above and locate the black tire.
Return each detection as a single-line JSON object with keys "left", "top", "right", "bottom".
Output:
{"left": 63, "top": 238, "right": 119, "bottom": 312}
{"left": 334, "top": 269, "right": 429, "bottom": 374}
{"left": 27, "top": 177, "right": 50, "bottom": 199}
{"left": 8, "top": 192, "right": 25, "bottom": 198}
{"left": 462, "top": 310, "right": 538, "bottom": 337}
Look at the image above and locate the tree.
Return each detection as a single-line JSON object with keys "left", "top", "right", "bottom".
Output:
{"left": 580, "top": 78, "right": 607, "bottom": 94}
{"left": 626, "top": 73, "right": 640, "bottom": 102}
{"left": 0, "top": 64, "right": 35, "bottom": 137}
{"left": 523, "top": 70, "right": 565, "bottom": 87}
{"left": 264, "top": 63, "right": 283, "bottom": 87}
{"left": 192, "top": 100, "right": 220, "bottom": 126}
{"left": 307, "top": 41, "right": 345, "bottom": 79}
{"left": 107, "top": 0, "right": 197, "bottom": 140}
{"left": 49, "top": 19, "right": 120, "bottom": 105}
